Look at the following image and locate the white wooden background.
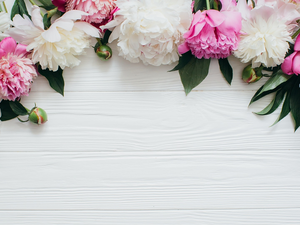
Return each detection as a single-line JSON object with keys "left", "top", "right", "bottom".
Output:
{"left": 1, "top": 1, "right": 300, "bottom": 224}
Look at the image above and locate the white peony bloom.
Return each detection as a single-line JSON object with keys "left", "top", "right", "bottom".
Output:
{"left": 0, "top": 12, "right": 11, "bottom": 39}
{"left": 234, "top": 0, "right": 300, "bottom": 68}
{"left": 7, "top": 6, "right": 100, "bottom": 71}
{"left": 101, "top": 0, "right": 193, "bottom": 66}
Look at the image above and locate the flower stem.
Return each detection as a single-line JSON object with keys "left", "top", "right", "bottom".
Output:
{"left": 292, "top": 28, "right": 300, "bottom": 39}
{"left": 2, "top": 2, "right": 8, "bottom": 13}
{"left": 96, "top": 38, "right": 103, "bottom": 46}
{"left": 206, "top": 0, "right": 210, "bottom": 10}
{"left": 29, "top": 0, "right": 37, "bottom": 5}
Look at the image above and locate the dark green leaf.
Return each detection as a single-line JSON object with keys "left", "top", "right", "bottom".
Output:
{"left": 193, "top": 0, "right": 206, "bottom": 11}
{"left": 169, "top": 51, "right": 193, "bottom": 72}
{"left": 179, "top": 57, "right": 211, "bottom": 95}
{"left": 258, "top": 70, "right": 290, "bottom": 96}
{"left": 43, "top": 13, "right": 51, "bottom": 30}
{"left": 218, "top": 58, "right": 233, "bottom": 85}
{"left": 9, "top": 101, "right": 29, "bottom": 116}
{"left": 0, "top": 100, "right": 18, "bottom": 121}
{"left": 290, "top": 77, "right": 300, "bottom": 131}
{"left": 38, "top": 65, "right": 65, "bottom": 96}
{"left": 102, "top": 30, "right": 112, "bottom": 45}
{"left": 255, "top": 89, "right": 285, "bottom": 115}
{"left": 11, "top": 0, "right": 30, "bottom": 20}
{"left": 38, "top": 0, "right": 56, "bottom": 10}
{"left": 250, "top": 70, "right": 291, "bottom": 104}
{"left": 272, "top": 92, "right": 291, "bottom": 126}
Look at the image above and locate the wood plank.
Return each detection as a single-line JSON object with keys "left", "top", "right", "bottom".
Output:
{"left": 1, "top": 151, "right": 300, "bottom": 209}
{"left": 1, "top": 209, "right": 300, "bottom": 225}
{"left": 30, "top": 47, "right": 268, "bottom": 92}
{"left": 0, "top": 91, "right": 298, "bottom": 151}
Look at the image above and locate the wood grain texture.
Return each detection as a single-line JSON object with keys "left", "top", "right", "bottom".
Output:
{"left": 1, "top": 151, "right": 300, "bottom": 209}
{"left": 0, "top": 91, "right": 298, "bottom": 151}
{"left": 30, "top": 48, "right": 269, "bottom": 93}
{"left": 1, "top": 209, "right": 300, "bottom": 225}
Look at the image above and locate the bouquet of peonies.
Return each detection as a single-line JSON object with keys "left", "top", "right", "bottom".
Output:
{"left": 1, "top": 0, "right": 300, "bottom": 130}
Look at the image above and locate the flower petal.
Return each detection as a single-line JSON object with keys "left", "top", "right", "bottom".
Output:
{"left": 205, "top": 10, "right": 225, "bottom": 27}
{"left": 281, "top": 52, "right": 296, "bottom": 75}
{"left": 294, "top": 35, "right": 300, "bottom": 51}
{"left": 14, "top": 43, "right": 28, "bottom": 57}
{"left": 31, "top": 5, "right": 44, "bottom": 30}
{"left": 0, "top": 37, "right": 16, "bottom": 54}
{"left": 74, "top": 21, "right": 100, "bottom": 38}
{"left": 178, "top": 42, "right": 189, "bottom": 54}
{"left": 292, "top": 52, "right": 300, "bottom": 75}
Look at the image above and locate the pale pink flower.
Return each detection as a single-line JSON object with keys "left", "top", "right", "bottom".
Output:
{"left": 178, "top": 0, "right": 242, "bottom": 59}
{"left": 52, "top": 0, "right": 117, "bottom": 25}
{"left": 0, "top": 37, "right": 37, "bottom": 101}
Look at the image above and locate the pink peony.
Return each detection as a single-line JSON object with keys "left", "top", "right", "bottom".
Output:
{"left": 0, "top": 37, "right": 37, "bottom": 101}
{"left": 52, "top": 0, "right": 116, "bottom": 25}
{"left": 282, "top": 35, "right": 300, "bottom": 75}
{"left": 178, "top": 0, "right": 242, "bottom": 59}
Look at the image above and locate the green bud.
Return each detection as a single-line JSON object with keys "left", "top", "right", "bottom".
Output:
{"left": 96, "top": 44, "right": 112, "bottom": 61}
{"left": 29, "top": 107, "right": 48, "bottom": 125}
{"left": 242, "top": 65, "right": 262, "bottom": 83}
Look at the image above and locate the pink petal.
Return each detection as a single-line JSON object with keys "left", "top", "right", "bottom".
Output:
{"left": 217, "top": 11, "right": 241, "bottom": 37}
{"left": 0, "top": 37, "right": 16, "bottom": 54}
{"left": 205, "top": 10, "right": 225, "bottom": 27}
{"left": 294, "top": 35, "right": 300, "bottom": 51}
{"left": 292, "top": 52, "right": 300, "bottom": 75}
{"left": 52, "top": 0, "right": 67, "bottom": 12}
{"left": 0, "top": 49, "right": 5, "bottom": 58}
{"left": 281, "top": 52, "right": 296, "bottom": 75}
{"left": 236, "top": 0, "right": 251, "bottom": 20}
{"left": 14, "top": 43, "right": 28, "bottom": 57}
{"left": 178, "top": 42, "right": 189, "bottom": 54}
{"left": 220, "top": 0, "right": 236, "bottom": 11}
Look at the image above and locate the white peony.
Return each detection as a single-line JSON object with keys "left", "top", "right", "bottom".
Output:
{"left": 234, "top": 0, "right": 300, "bottom": 68}
{"left": 7, "top": 6, "right": 100, "bottom": 71}
{"left": 101, "top": 0, "right": 193, "bottom": 66}
{"left": 0, "top": 12, "right": 11, "bottom": 40}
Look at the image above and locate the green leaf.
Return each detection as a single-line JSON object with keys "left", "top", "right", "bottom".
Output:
{"left": 102, "top": 30, "right": 112, "bottom": 45}
{"left": 272, "top": 92, "right": 291, "bottom": 126}
{"left": 290, "top": 77, "right": 300, "bottom": 131}
{"left": 218, "top": 58, "right": 233, "bottom": 85}
{"left": 0, "top": 100, "right": 18, "bottom": 121}
{"left": 11, "top": 0, "right": 30, "bottom": 20}
{"left": 250, "top": 70, "right": 291, "bottom": 104}
{"left": 43, "top": 13, "right": 51, "bottom": 30}
{"left": 193, "top": 0, "right": 206, "bottom": 11}
{"left": 258, "top": 70, "right": 290, "bottom": 96}
{"left": 179, "top": 57, "right": 211, "bottom": 95}
{"left": 169, "top": 51, "right": 193, "bottom": 72}
{"left": 9, "top": 101, "right": 28, "bottom": 116}
{"left": 38, "top": 65, "right": 65, "bottom": 96}
{"left": 255, "top": 89, "right": 285, "bottom": 115}
{"left": 38, "top": 0, "right": 56, "bottom": 10}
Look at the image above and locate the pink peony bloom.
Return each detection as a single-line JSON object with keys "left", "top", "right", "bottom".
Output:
{"left": 0, "top": 37, "right": 37, "bottom": 101}
{"left": 178, "top": 0, "right": 242, "bottom": 59}
{"left": 52, "top": 0, "right": 116, "bottom": 25}
{"left": 282, "top": 35, "right": 300, "bottom": 75}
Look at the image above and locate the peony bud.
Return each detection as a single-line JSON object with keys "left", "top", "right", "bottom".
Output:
{"left": 95, "top": 44, "right": 112, "bottom": 61}
{"left": 242, "top": 65, "right": 262, "bottom": 83}
{"left": 29, "top": 107, "right": 48, "bottom": 125}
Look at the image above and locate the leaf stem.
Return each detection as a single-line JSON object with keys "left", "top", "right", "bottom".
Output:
{"left": 2, "top": 2, "right": 8, "bottom": 13}
{"left": 292, "top": 28, "right": 300, "bottom": 39}
{"left": 29, "top": 0, "right": 37, "bottom": 5}
{"left": 206, "top": 0, "right": 210, "bottom": 10}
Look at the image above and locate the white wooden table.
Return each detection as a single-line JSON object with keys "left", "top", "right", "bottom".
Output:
{"left": 1, "top": 2, "right": 300, "bottom": 224}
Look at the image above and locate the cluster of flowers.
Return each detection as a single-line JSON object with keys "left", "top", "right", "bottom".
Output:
{"left": 1, "top": 0, "right": 300, "bottom": 130}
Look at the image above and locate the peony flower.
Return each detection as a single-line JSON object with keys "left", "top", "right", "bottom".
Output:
{"left": 234, "top": 0, "right": 300, "bottom": 68}
{"left": 0, "top": 37, "right": 37, "bottom": 101}
{"left": 52, "top": 0, "right": 117, "bottom": 25}
{"left": 178, "top": 0, "right": 242, "bottom": 59}
{"left": 101, "top": 0, "right": 193, "bottom": 66}
{"left": 282, "top": 34, "right": 300, "bottom": 75}
{"left": 7, "top": 5, "right": 100, "bottom": 71}
{"left": 0, "top": 11, "right": 11, "bottom": 40}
